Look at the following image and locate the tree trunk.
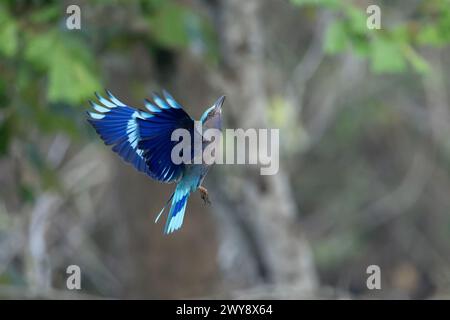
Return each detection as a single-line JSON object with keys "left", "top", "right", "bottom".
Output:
{"left": 207, "top": 0, "right": 318, "bottom": 298}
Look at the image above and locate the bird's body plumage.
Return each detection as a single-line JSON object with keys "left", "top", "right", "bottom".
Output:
{"left": 87, "top": 90, "right": 224, "bottom": 234}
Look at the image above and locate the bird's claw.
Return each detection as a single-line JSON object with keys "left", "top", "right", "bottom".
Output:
{"left": 199, "top": 186, "right": 211, "bottom": 205}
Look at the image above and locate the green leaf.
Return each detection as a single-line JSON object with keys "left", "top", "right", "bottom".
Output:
{"left": 324, "top": 21, "right": 348, "bottom": 54}
{"left": 24, "top": 31, "right": 58, "bottom": 69}
{"left": 47, "top": 39, "right": 101, "bottom": 104}
{"left": 25, "top": 31, "right": 101, "bottom": 104}
{"left": 291, "top": 0, "right": 340, "bottom": 9}
{"left": 0, "top": 116, "right": 12, "bottom": 155}
{"left": 148, "top": 2, "right": 191, "bottom": 49}
{"left": 403, "top": 45, "right": 430, "bottom": 74}
{"left": 350, "top": 35, "right": 370, "bottom": 56}
{"left": 370, "top": 37, "right": 407, "bottom": 73}
{"left": 346, "top": 6, "right": 368, "bottom": 35}
{"left": 19, "top": 183, "right": 35, "bottom": 203}
{"left": 417, "top": 25, "right": 445, "bottom": 46}
{"left": 0, "top": 7, "right": 18, "bottom": 57}
{"left": 29, "top": 6, "right": 60, "bottom": 23}
{"left": 0, "top": 77, "right": 9, "bottom": 107}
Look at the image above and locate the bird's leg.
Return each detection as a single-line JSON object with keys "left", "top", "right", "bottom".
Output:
{"left": 198, "top": 186, "right": 211, "bottom": 205}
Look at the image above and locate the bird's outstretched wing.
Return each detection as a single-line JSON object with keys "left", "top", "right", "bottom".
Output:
{"left": 87, "top": 90, "right": 152, "bottom": 175}
{"left": 87, "top": 90, "right": 194, "bottom": 183}
{"left": 137, "top": 91, "right": 195, "bottom": 183}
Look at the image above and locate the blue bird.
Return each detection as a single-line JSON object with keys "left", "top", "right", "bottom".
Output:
{"left": 87, "top": 90, "right": 224, "bottom": 234}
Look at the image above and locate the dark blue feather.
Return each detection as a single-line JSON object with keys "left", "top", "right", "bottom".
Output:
{"left": 137, "top": 94, "right": 194, "bottom": 183}
{"left": 87, "top": 91, "right": 151, "bottom": 175}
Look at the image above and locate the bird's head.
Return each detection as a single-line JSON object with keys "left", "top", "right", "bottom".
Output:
{"left": 201, "top": 95, "right": 225, "bottom": 131}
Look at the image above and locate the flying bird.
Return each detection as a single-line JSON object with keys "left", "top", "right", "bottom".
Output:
{"left": 87, "top": 90, "right": 225, "bottom": 234}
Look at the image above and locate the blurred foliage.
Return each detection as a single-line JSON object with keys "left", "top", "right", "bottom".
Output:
{"left": 0, "top": 0, "right": 216, "bottom": 197}
{"left": 25, "top": 30, "right": 100, "bottom": 104}
{"left": 290, "top": 0, "right": 450, "bottom": 296}
{"left": 293, "top": 0, "right": 450, "bottom": 74}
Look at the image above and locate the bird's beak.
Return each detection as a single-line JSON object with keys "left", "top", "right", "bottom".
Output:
{"left": 214, "top": 95, "right": 226, "bottom": 112}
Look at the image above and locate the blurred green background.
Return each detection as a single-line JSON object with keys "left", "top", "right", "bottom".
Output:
{"left": 1, "top": 0, "right": 450, "bottom": 299}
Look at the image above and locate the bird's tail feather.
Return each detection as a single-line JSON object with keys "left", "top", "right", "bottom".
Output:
{"left": 154, "top": 191, "right": 174, "bottom": 223}
{"left": 164, "top": 185, "right": 191, "bottom": 234}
